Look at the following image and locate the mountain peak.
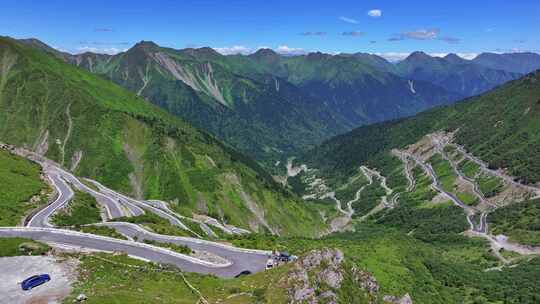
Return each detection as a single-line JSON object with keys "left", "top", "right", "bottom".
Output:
{"left": 182, "top": 46, "right": 222, "bottom": 58}
{"left": 405, "top": 51, "right": 432, "bottom": 61}
{"left": 132, "top": 40, "right": 159, "bottom": 50}
{"left": 444, "top": 53, "right": 467, "bottom": 64}
{"left": 17, "top": 37, "right": 72, "bottom": 60}
{"left": 306, "top": 51, "right": 331, "bottom": 60}
{"left": 251, "top": 48, "right": 279, "bottom": 58}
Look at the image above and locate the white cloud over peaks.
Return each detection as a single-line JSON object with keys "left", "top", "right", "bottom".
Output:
{"left": 428, "top": 52, "right": 478, "bottom": 60}
{"left": 214, "top": 45, "right": 253, "bottom": 55}
{"left": 76, "top": 46, "right": 126, "bottom": 55}
{"left": 339, "top": 16, "right": 359, "bottom": 24}
{"left": 374, "top": 52, "right": 411, "bottom": 62}
{"left": 275, "top": 45, "right": 307, "bottom": 56}
{"left": 367, "top": 9, "right": 382, "bottom": 18}
{"left": 213, "top": 45, "right": 307, "bottom": 56}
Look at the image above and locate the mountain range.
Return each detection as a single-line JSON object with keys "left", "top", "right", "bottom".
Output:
{"left": 0, "top": 36, "right": 328, "bottom": 236}
{"left": 20, "top": 38, "right": 540, "bottom": 168}
{"left": 2, "top": 34, "right": 540, "bottom": 303}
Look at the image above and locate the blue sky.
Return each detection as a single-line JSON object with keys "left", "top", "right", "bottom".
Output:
{"left": 2, "top": 0, "right": 539, "bottom": 60}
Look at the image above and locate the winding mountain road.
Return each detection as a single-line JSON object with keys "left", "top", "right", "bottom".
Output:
{"left": 0, "top": 148, "right": 270, "bottom": 278}
{"left": 401, "top": 151, "right": 481, "bottom": 232}
{"left": 26, "top": 173, "right": 74, "bottom": 228}
{"left": 84, "top": 179, "right": 192, "bottom": 232}
{"left": 453, "top": 144, "right": 540, "bottom": 197}
{"left": 48, "top": 166, "right": 134, "bottom": 219}
{"left": 0, "top": 227, "right": 269, "bottom": 277}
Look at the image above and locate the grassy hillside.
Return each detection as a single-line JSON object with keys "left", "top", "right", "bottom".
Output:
{"left": 52, "top": 190, "right": 102, "bottom": 226}
{"left": 24, "top": 39, "right": 537, "bottom": 170}
{"left": 63, "top": 224, "right": 540, "bottom": 304}
{"left": 67, "top": 42, "right": 350, "bottom": 167}
{"left": 489, "top": 199, "right": 540, "bottom": 246}
{"left": 55, "top": 42, "right": 467, "bottom": 168}
{"left": 306, "top": 70, "right": 540, "bottom": 185}
{"left": 0, "top": 37, "right": 327, "bottom": 236}
{"left": 0, "top": 149, "right": 49, "bottom": 225}
{"left": 0, "top": 238, "right": 50, "bottom": 256}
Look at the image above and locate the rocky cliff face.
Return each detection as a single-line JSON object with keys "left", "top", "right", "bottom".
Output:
{"left": 284, "top": 248, "right": 412, "bottom": 304}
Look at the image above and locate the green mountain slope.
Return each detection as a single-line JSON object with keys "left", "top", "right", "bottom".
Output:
{"left": 291, "top": 71, "right": 540, "bottom": 304}
{"left": 305, "top": 70, "right": 540, "bottom": 184}
{"left": 65, "top": 42, "right": 350, "bottom": 167}
{"left": 22, "top": 38, "right": 533, "bottom": 171}
{"left": 0, "top": 148, "right": 49, "bottom": 226}
{"left": 35, "top": 41, "right": 463, "bottom": 166}
{"left": 0, "top": 37, "right": 328, "bottom": 236}
{"left": 239, "top": 50, "right": 462, "bottom": 126}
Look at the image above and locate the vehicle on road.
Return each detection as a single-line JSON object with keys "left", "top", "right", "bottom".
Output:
{"left": 278, "top": 251, "right": 290, "bottom": 262}
{"left": 21, "top": 274, "right": 51, "bottom": 291}
{"left": 266, "top": 258, "right": 275, "bottom": 270}
{"left": 234, "top": 270, "right": 252, "bottom": 278}
{"left": 278, "top": 251, "right": 297, "bottom": 262}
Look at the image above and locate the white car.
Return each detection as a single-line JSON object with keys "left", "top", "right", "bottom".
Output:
{"left": 265, "top": 259, "right": 275, "bottom": 270}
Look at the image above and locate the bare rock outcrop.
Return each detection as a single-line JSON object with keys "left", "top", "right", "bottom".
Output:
{"left": 284, "top": 248, "right": 412, "bottom": 304}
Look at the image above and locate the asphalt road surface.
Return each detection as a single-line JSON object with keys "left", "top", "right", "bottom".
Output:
{"left": 1, "top": 149, "right": 270, "bottom": 278}
{"left": 0, "top": 227, "right": 269, "bottom": 278}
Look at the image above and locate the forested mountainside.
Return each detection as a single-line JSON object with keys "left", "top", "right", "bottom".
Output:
{"left": 306, "top": 70, "right": 540, "bottom": 185}
{"left": 238, "top": 50, "right": 462, "bottom": 126}
{"left": 20, "top": 39, "right": 488, "bottom": 168}
{"left": 4, "top": 36, "right": 540, "bottom": 303}
{"left": 0, "top": 37, "right": 330, "bottom": 236}
{"left": 34, "top": 40, "right": 352, "bottom": 166}
{"left": 272, "top": 70, "right": 540, "bottom": 303}
{"left": 21, "top": 38, "right": 540, "bottom": 172}
{"left": 20, "top": 38, "right": 540, "bottom": 171}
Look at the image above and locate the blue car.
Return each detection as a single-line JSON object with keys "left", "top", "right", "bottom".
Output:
{"left": 21, "top": 274, "right": 51, "bottom": 291}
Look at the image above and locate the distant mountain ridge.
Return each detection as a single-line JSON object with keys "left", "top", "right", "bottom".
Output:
{"left": 473, "top": 52, "right": 540, "bottom": 74}
{"left": 395, "top": 51, "right": 522, "bottom": 97}
{"left": 18, "top": 37, "right": 540, "bottom": 167}
{"left": 305, "top": 69, "right": 540, "bottom": 185}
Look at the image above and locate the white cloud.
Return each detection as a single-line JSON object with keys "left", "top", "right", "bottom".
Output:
{"left": 374, "top": 52, "right": 410, "bottom": 62}
{"left": 458, "top": 53, "right": 479, "bottom": 60}
{"left": 213, "top": 45, "right": 307, "bottom": 56}
{"left": 52, "top": 46, "right": 70, "bottom": 53}
{"left": 429, "top": 52, "right": 479, "bottom": 60}
{"left": 76, "top": 46, "right": 126, "bottom": 55}
{"left": 367, "top": 9, "right": 382, "bottom": 18}
{"left": 339, "top": 16, "right": 359, "bottom": 24}
{"left": 214, "top": 45, "right": 253, "bottom": 55}
{"left": 275, "top": 45, "right": 307, "bottom": 56}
